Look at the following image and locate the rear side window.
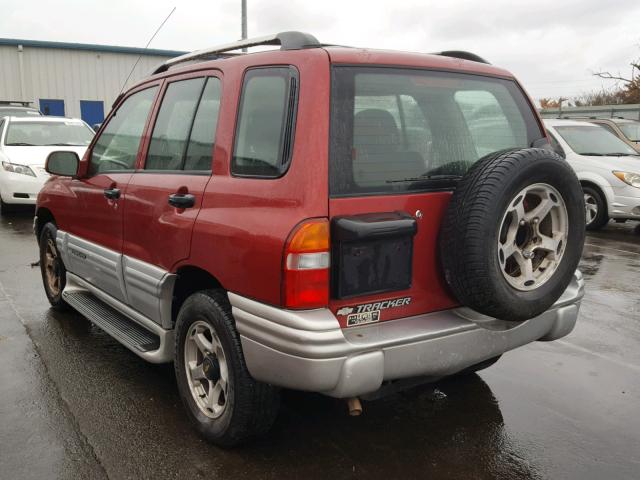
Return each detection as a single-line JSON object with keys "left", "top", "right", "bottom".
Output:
{"left": 232, "top": 67, "right": 298, "bottom": 177}
{"left": 329, "top": 67, "right": 543, "bottom": 196}
{"left": 146, "top": 77, "right": 221, "bottom": 171}
{"left": 90, "top": 87, "right": 157, "bottom": 175}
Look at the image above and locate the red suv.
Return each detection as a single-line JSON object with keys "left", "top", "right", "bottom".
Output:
{"left": 35, "top": 32, "right": 585, "bottom": 446}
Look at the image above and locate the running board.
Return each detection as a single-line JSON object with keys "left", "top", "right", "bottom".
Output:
{"left": 62, "top": 273, "right": 174, "bottom": 363}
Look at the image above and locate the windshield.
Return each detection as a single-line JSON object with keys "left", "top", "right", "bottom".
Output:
{"left": 5, "top": 121, "right": 94, "bottom": 146}
{"left": 554, "top": 125, "right": 638, "bottom": 156}
{"left": 329, "top": 67, "right": 543, "bottom": 196}
{"left": 618, "top": 122, "right": 640, "bottom": 142}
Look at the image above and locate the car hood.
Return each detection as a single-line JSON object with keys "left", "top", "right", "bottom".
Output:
{"left": 579, "top": 154, "right": 640, "bottom": 172}
{"left": 2, "top": 146, "right": 88, "bottom": 166}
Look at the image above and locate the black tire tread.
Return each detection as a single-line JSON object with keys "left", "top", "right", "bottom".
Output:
{"left": 174, "top": 289, "right": 280, "bottom": 447}
{"left": 583, "top": 185, "right": 609, "bottom": 231}
{"left": 440, "top": 148, "right": 584, "bottom": 321}
{"left": 38, "top": 222, "right": 69, "bottom": 310}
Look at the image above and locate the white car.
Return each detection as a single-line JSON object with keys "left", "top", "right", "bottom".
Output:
{"left": 0, "top": 116, "right": 93, "bottom": 214}
{"left": 544, "top": 118, "right": 640, "bottom": 230}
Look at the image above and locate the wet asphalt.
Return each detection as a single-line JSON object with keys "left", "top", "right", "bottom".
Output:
{"left": 0, "top": 210, "right": 639, "bottom": 480}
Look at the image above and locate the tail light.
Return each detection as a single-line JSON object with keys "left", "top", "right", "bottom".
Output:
{"left": 283, "top": 218, "right": 330, "bottom": 309}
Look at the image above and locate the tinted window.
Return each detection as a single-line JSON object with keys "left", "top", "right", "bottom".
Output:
{"left": 90, "top": 87, "right": 157, "bottom": 175}
{"left": 555, "top": 125, "right": 638, "bottom": 156}
{"left": 232, "top": 67, "right": 297, "bottom": 177}
{"left": 146, "top": 78, "right": 204, "bottom": 170}
{"left": 329, "top": 67, "right": 542, "bottom": 196}
{"left": 5, "top": 120, "right": 93, "bottom": 146}
{"left": 184, "top": 78, "right": 221, "bottom": 171}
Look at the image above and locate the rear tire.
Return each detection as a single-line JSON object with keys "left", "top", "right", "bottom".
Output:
{"left": 174, "top": 290, "right": 280, "bottom": 447}
{"left": 583, "top": 186, "right": 608, "bottom": 231}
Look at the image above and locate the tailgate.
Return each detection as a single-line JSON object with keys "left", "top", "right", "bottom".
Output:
{"left": 329, "top": 193, "right": 457, "bottom": 328}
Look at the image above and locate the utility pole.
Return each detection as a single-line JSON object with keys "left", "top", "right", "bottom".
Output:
{"left": 241, "top": 0, "right": 247, "bottom": 52}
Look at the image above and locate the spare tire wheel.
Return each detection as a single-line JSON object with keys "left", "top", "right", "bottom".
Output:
{"left": 440, "top": 148, "right": 585, "bottom": 322}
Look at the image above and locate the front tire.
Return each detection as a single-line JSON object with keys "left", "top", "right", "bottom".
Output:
{"left": 583, "top": 186, "right": 608, "bottom": 230}
{"left": 39, "top": 222, "right": 68, "bottom": 310}
{"left": 174, "top": 290, "right": 280, "bottom": 447}
{"left": 0, "top": 197, "right": 17, "bottom": 215}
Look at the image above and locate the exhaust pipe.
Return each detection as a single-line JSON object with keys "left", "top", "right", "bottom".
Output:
{"left": 347, "top": 397, "right": 362, "bottom": 416}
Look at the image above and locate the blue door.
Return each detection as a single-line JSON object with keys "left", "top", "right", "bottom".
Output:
{"left": 80, "top": 100, "right": 105, "bottom": 127}
{"left": 39, "top": 99, "right": 65, "bottom": 116}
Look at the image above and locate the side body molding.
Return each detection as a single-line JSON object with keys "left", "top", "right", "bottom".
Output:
{"left": 57, "top": 230, "right": 176, "bottom": 328}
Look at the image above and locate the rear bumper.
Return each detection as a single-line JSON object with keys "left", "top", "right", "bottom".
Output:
{"left": 231, "top": 271, "right": 584, "bottom": 398}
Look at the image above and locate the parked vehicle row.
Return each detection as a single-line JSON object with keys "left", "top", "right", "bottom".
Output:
{"left": 34, "top": 32, "right": 586, "bottom": 446}
{"left": 544, "top": 118, "right": 640, "bottom": 230}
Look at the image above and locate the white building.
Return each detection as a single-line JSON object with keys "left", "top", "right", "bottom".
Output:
{"left": 0, "top": 38, "right": 185, "bottom": 125}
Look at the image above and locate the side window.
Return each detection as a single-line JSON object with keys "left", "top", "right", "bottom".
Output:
{"left": 0, "top": 119, "right": 5, "bottom": 141}
{"left": 454, "top": 90, "right": 526, "bottom": 158}
{"left": 89, "top": 87, "right": 157, "bottom": 175}
{"left": 184, "top": 78, "right": 221, "bottom": 171}
{"left": 232, "top": 67, "right": 298, "bottom": 177}
{"left": 146, "top": 78, "right": 203, "bottom": 170}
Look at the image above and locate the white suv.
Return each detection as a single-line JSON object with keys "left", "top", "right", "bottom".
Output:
{"left": 544, "top": 118, "right": 640, "bottom": 230}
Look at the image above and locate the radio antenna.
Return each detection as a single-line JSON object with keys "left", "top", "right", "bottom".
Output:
{"left": 118, "top": 6, "right": 177, "bottom": 96}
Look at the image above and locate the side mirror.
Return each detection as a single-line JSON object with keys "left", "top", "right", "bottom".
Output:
{"left": 45, "top": 151, "right": 80, "bottom": 177}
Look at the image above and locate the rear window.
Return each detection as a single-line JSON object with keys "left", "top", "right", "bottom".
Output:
{"left": 329, "top": 67, "right": 543, "bottom": 196}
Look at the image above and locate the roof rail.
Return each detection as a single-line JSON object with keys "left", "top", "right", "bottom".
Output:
{"left": 435, "top": 50, "right": 490, "bottom": 64}
{"left": 153, "top": 31, "right": 320, "bottom": 74}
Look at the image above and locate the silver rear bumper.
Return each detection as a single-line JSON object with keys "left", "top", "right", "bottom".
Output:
{"left": 230, "top": 271, "right": 584, "bottom": 398}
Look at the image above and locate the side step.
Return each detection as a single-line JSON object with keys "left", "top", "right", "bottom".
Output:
{"left": 63, "top": 290, "right": 160, "bottom": 353}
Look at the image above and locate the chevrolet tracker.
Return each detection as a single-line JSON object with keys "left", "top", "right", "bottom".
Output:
{"left": 35, "top": 31, "right": 585, "bottom": 446}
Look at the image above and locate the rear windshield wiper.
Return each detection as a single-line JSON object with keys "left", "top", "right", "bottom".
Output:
{"left": 386, "top": 174, "right": 462, "bottom": 184}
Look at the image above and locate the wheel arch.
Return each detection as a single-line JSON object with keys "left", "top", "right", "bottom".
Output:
{"left": 579, "top": 180, "right": 609, "bottom": 216}
{"left": 35, "top": 207, "right": 56, "bottom": 242}
{"left": 171, "top": 265, "right": 225, "bottom": 326}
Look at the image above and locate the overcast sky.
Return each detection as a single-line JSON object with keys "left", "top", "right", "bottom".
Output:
{"left": 1, "top": 0, "right": 639, "bottom": 104}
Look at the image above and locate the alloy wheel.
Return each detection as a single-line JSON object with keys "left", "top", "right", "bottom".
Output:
{"left": 184, "top": 320, "right": 229, "bottom": 418}
{"left": 498, "top": 183, "right": 569, "bottom": 291}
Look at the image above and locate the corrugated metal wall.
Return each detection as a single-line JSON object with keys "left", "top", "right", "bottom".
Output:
{"left": 0, "top": 44, "right": 172, "bottom": 120}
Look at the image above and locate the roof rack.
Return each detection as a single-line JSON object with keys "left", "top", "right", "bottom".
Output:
{"left": 435, "top": 51, "right": 490, "bottom": 64}
{"left": 153, "top": 31, "right": 320, "bottom": 74}
{"left": 0, "top": 100, "right": 34, "bottom": 107}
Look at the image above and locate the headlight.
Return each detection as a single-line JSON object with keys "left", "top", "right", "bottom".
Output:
{"left": 1, "top": 161, "right": 36, "bottom": 177}
{"left": 613, "top": 171, "right": 640, "bottom": 188}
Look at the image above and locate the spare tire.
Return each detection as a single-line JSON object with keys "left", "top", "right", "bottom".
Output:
{"left": 439, "top": 148, "right": 585, "bottom": 322}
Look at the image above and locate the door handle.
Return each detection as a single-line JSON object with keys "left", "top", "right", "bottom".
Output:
{"left": 103, "top": 188, "right": 120, "bottom": 200}
{"left": 168, "top": 193, "right": 196, "bottom": 208}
